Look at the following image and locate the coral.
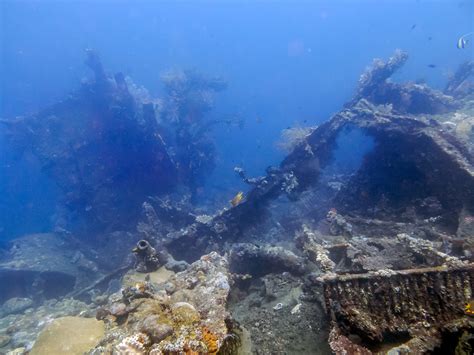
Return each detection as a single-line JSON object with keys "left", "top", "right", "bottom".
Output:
{"left": 170, "top": 302, "right": 200, "bottom": 324}
{"left": 397, "top": 233, "right": 466, "bottom": 268}
{"left": 328, "top": 326, "right": 372, "bottom": 355}
{"left": 121, "top": 281, "right": 154, "bottom": 303}
{"left": 326, "top": 209, "right": 353, "bottom": 237}
{"left": 201, "top": 326, "right": 219, "bottom": 354}
{"left": 30, "top": 317, "right": 104, "bottom": 355}
{"left": 115, "top": 333, "right": 150, "bottom": 355}
{"left": 276, "top": 126, "right": 314, "bottom": 153}
{"left": 138, "top": 316, "right": 173, "bottom": 343}
{"left": 160, "top": 69, "right": 228, "bottom": 197}
{"left": 296, "top": 225, "right": 335, "bottom": 273}
{"left": 89, "top": 252, "right": 235, "bottom": 354}
{"left": 351, "top": 50, "right": 458, "bottom": 114}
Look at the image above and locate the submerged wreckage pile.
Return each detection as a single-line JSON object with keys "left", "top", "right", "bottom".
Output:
{"left": 143, "top": 51, "right": 473, "bottom": 353}
{"left": 0, "top": 50, "right": 473, "bottom": 354}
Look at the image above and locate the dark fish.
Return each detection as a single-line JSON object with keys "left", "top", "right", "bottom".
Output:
{"left": 427, "top": 64, "right": 437, "bottom": 68}
{"left": 428, "top": 36, "right": 432, "bottom": 41}
{"left": 410, "top": 24, "right": 417, "bottom": 30}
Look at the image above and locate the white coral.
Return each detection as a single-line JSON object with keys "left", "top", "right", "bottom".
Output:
{"left": 115, "top": 333, "right": 150, "bottom": 355}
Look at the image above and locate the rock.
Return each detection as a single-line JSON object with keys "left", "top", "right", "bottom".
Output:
{"left": 121, "top": 267, "right": 175, "bottom": 289}
{"left": 92, "top": 294, "right": 108, "bottom": 306}
{"left": 10, "top": 331, "right": 29, "bottom": 348}
{"left": 139, "top": 316, "right": 173, "bottom": 342}
{"left": 171, "top": 302, "right": 200, "bottom": 323}
{"left": 30, "top": 316, "right": 105, "bottom": 355}
{"left": 108, "top": 302, "right": 127, "bottom": 317}
{"left": 0, "top": 334, "right": 11, "bottom": 347}
{"left": 165, "top": 258, "right": 188, "bottom": 272}
{"left": 1, "top": 298, "right": 33, "bottom": 316}
{"left": 164, "top": 282, "right": 176, "bottom": 294}
{"left": 0, "top": 233, "right": 97, "bottom": 303}
{"left": 6, "top": 347, "right": 25, "bottom": 355}
{"left": 229, "top": 243, "right": 306, "bottom": 277}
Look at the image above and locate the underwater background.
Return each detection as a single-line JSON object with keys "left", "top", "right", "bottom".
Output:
{"left": 1, "top": 1, "right": 474, "bottom": 354}
{"left": 1, "top": 0, "right": 472, "bottom": 240}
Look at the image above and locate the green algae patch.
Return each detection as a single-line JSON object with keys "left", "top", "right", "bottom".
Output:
{"left": 30, "top": 316, "right": 105, "bottom": 355}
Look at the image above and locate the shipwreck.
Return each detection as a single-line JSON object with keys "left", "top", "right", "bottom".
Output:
{"left": 0, "top": 50, "right": 473, "bottom": 354}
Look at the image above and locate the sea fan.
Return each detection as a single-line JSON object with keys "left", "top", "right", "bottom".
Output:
{"left": 275, "top": 126, "right": 313, "bottom": 153}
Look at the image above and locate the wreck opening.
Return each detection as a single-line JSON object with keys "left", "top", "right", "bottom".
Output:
{"left": 323, "top": 125, "right": 375, "bottom": 176}
{"left": 220, "top": 126, "right": 376, "bottom": 246}
{"left": 433, "top": 329, "right": 474, "bottom": 355}
{"left": 316, "top": 114, "right": 474, "bottom": 239}
{"left": 365, "top": 331, "right": 412, "bottom": 353}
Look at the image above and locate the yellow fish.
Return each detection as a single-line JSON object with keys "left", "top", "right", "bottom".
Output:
{"left": 230, "top": 191, "right": 244, "bottom": 207}
{"left": 465, "top": 300, "right": 474, "bottom": 316}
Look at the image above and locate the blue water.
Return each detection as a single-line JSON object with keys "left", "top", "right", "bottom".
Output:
{"left": 0, "top": 0, "right": 473, "bottom": 239}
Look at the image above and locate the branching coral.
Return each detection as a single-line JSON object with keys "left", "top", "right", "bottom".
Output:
{"left": 160, "top": 69, "right": 228, "bottom": 198}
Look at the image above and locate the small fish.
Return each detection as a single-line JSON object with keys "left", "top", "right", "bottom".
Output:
{"left": 230, "top": 191, "right": 244, "bottom": 207}
{"left": 427, "top": 64, "right": 437, "bottom": 68}
{"left": 428, "top": 36, "right": 432, "bottom": 41}
{"left": 465, "top": 300, "right": 474, "bottom": 316}
{"left": 457, "top": 32, "right": 473, "bottom": 49}
{"left": 410, "top": 24, "right": 417, "bottom": 31}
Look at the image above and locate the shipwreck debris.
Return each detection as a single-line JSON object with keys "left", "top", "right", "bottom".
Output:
{"left": 159, "top": 51, "right": 474, "bottom": 265}
{"left": 318, "top": 263, "right": 474, "bottom": 353}
{"left": 132, "top": 240, "right": 164, "bottom": 273}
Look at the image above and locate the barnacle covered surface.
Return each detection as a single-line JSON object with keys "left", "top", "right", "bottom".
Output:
{"left": 320, "top": 265, "right": 473, "bottom": 344}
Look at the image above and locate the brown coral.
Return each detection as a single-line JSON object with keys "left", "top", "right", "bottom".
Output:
{"left": 201, "top": 326, "right": 219, "bottom": 354}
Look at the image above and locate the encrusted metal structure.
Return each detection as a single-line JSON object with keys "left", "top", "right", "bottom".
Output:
{"left": 318, "top": 264, "right": 474, "bottom": 353}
